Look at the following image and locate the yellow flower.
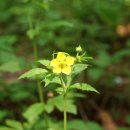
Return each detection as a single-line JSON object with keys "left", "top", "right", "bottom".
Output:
{"left": 50, "top": 52, "right": 75, "bottom": 75}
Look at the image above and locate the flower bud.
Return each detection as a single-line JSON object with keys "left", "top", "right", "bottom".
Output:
{"left": 76, "top": 45, "right": 82, "bottom": 52}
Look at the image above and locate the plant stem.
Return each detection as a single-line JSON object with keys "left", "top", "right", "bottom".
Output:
{"left": 37, "top": 81, "right": 44, "bottom": 103}
{"left": 33, "top": 41, "right": 45, "bottom": 103}
{"left": 64, "top": 94, "right": 67, "bottom": 130}
{"left": 33, "top": 41, "right": 50, "bottom": 128}
{"left": 33, "top": 37, "right": 50, "bottom": 128}
{"left": 27, "top": 7, "right": 49, "bottom": 129}
{"left": 59, "top": 75, "right": 67, "bottom": 130}
{"left": 60, "top": 75, "right": 67, "bottom": 130}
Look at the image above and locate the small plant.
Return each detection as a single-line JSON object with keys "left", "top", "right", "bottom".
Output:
{"left": 18, "top": 45, "right": 99, "bottom": 130}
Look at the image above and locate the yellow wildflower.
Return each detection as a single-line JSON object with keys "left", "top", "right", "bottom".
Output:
{"left": 50, "top": 52, "right": 75, "bottom": 75}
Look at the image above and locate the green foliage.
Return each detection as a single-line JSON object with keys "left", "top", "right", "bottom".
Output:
{"left": 119, "top": 127, "right": 130, "bottom": 130}
{"left": 93, "top": 51, "right": 111, "bottom": 67}
{"left": 87, "top": 68, "right": 104, "bottom": 80}
{"left": 0, "top": 110, "right": 9, "bottom": 121}
{"left": 23, "top": 103, "right": 44, "bottom": 122}
{"left": 5, "top": 120, "right": 23, "bottom": 130}
{"left": 68, "top": 120, "right": 103, "bottom": 130}
{"left": 37, "top": 59, "right": 50, "bottom": 68}
{"left": 19, "top": 68, "right": 48, "bottom": 80}
{"left": 0, "top": 120, "right": 23, "bottom": 130}
{"left": 43, "top": 73, "right": 61, "bottom": 87}
{"left": 0, "top": 127, "right": 13, "bottom": 130}
{"left": 72, "top": 64, "right": 88, "bottom": 77}
{"left": 112, "top": 49, "right": 130, "bottom": 63}
{"left": 70, "top": 83, "right": 99, "bottom": 94}
{"left": 46, "top": 96, "right": 77, "bottom": 114}
{"left": 126, "top": 115, "right": 130, "bottom": 125}
{"left": 0, "top": 61, "right": 21, "bottom": 73}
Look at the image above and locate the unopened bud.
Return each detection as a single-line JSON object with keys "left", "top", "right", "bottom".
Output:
{"left": 76, "top": 45, "right": 82, "bottom": 52}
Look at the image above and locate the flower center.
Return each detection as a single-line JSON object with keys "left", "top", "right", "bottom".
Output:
{"left": 59, "top": 63, "right": 66, "bottom": 69}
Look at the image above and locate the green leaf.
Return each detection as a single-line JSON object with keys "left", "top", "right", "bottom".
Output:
{"left": 0, "top": 61, "right": 21, "bottom": 73}
{"left": 23, "top": 103, "right": 44, "bottom": 122}
{"left": 19, "top": 68, "right": 48, "bottom": 80}
{"left": 68, "top": 120, "right": 103, "bottom": 130}
{"left": 26, "top": 29, "right": 37, "bottom": 40}
{"left": 55, "top": 100, "right": 77, "bottom": 115}
{"left": 6, "top": 120, "right": 23, "bottom": 130}
{"left": 68, "top": 120, "right": 87, "bottom": 130}
{"left": 43, "top": 73, "right": 61, "bottom": 86}
{"left": 119, "top": 127, "right": 130, "bottom": 130}
{"left": 87, "top": 68, "right": 104, "bottom": 80}
{"left": 67, "top": 92, "right": 86, "bottom": 98}
{"left": 0, "top": 110, "right": 9, "bottom": 120}
{"left": 126, "top": 115, "right": 130, "bottom": 125}
{"left": 47, "top": 120, "right": 63, "bottom": 130}
{"left": 45, "top": 99, "right": 55, "bottom": 113}
{"left": 47, "top": 96, "right": 77, "bottom": 114}
{"left": 0, "top": 35, "right": 17, "bottom": 46}
{"left": 37, "top": 60, "right": 50, "bottom": 67}
{"left": 0, "top": 127, "right": 13, "bottom": 130}
{"left": 86, "top": 121, "right": 103, "bottom": 130}
{"left": 112, "top": 49, "right": 130, "bottom": 63}
{"left": 55, "top": 96, "right": 77, "bottom": 114}
{"left": 55, "top": 87, "right": 64, "bottom": 94}
{"left": 70, "top": 83, "right": 99, "bottom": 94}
{"left": 93, "top": 51, "right": 111, "bottom": 67}
{"left": 72, "top": 64, "right": 87, "bottom": 77}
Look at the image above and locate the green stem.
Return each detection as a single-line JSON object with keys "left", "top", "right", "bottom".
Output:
{"left": 33, "top": 41, "right": 45, "bottom": 103}
{"left": 27, "top": 7, "right": 49, "bottom": 129}
{"left": 64, "top": 94, "right": 67, "bottom": 130}
{"left": 37, "top": 82, "right": 44, "bottom": 103}
{"left": 59, "top": 75, "right": 67, "bottom": 130}
{"left": 32, "top": 35, "right": 50, "bottom": 129}
{"left": 59, "top": 75, "right": 65, "bottom": 87}
{"left": 28, "top": 14, "right": 33, "bottom": 29}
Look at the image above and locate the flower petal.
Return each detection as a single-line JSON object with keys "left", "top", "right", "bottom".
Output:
{"left": 66, "top": 56, "right": 75, "bottom": 66}
{"left": 62, "top": 66, "right": 71, "bottom": 75}
{"left": 53, "top": 67, "right": 62, "bottom": 74}
{"left": 50, "top": 59, "right": 59, "bottom": 67}
{"left": 57, "top": 52, "right": 66, "bottom": 61}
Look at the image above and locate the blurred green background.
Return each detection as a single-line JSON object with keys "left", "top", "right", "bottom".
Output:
{"left": 0, "top": 0, "right": 130, "bottom": 130}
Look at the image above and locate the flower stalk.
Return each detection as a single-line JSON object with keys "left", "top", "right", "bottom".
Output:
{"left": 63, "top": 93, "right": 67, "bottom": 130}
{"left": 60, "top": 75, "right": 67, "bottom": 130}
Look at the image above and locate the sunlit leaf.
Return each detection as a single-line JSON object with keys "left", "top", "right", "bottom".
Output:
{"left": 55, "top": 87, "right": 64, "bottom": 95}
{"left": 0, "top": 127, "right": 13, "bottom": 130}
{"left": 37, "top": 59, "right": 50, "bottom": 67}
{"left": 72, "top": 64, "right": 87, "bottom": 77}
{"left": 70, "top": 83, "right": 99, "bottom": 94}
{"left": 47, "top": 96, "right": 77, "bottom": 114}
{"left": 0, "top": 61, "right": 21, "bottom": 73}
{"left": 6, "top": 120, "right": 23, "bottom": 130}
{"left": 68, "top": 120, "right": 103, "bottom": 130}
{"left": 43, "top": 73, "right": 61, "bottom": 86}
{"left": 68, "top": 120, "right": 87, "bottom": 130}
{"left": 23, "top": 103, "right": 44, "bottom": 122}
{"left": 45, "top": 99, "right": 55, "bottom": 113}
{"left": 19, "top": 68, "right": 48, "bottom": 80}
